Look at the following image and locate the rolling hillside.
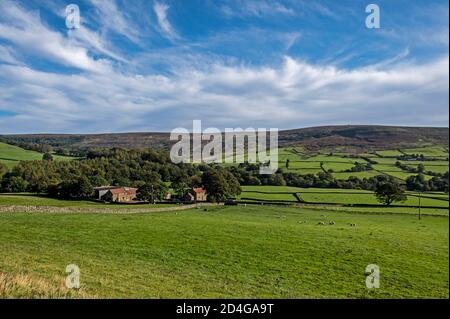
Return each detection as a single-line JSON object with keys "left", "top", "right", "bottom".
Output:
{"left": 1, "top": 125, "right": 448, "bottom": 152}
{"left": 0, "top": 142, "right": 73, "bottom": 169}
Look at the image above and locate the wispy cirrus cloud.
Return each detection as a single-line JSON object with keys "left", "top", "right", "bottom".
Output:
{"left": 88, "top": 0, "right": 142, "bottom": 44}
{"left": 221, "top": 0, "right": 295, "bottom": 18}
{"left": 153, "top": 1, "right": 179, "bottom": 41}
{"left": 0, "top": 0, "right": 113, "bottom": 73}
{"left": 0, "top": 45, "right": 19, "bottom": 65}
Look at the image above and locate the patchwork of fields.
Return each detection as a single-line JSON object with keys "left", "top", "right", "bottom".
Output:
{"left": 1, "top": 141, "right": 448, "bottom": 182}
{"left": 277, "top": 145, "right": 448, "bottom": 181}
{"left": 237, "top": 186, "right": 449, "bottom": 216}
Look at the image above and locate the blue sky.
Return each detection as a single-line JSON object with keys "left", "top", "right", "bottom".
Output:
{"left": 0, "top": 0, "right": 448, "bottom": 133}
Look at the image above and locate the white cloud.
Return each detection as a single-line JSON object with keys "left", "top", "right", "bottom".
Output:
{"left": 284, "top": 32, "right": 301, "bottom": 51}
{"left": 222, "top": 0, "right": 295, "bottom": 18}
{"left": 0, "top": 45, "right": 19, "bottom": 65}
{"left": 153, "top": 2, "right": 179, "bottom": 41}
{"left": 0, "top": 0, "right": 448, "bottom": 134}
{"left": 0, "top": 1, "right": 112, "bottom": 73}
{"left": 0, "top": 54, "right": 448, "bottom": 133}
{"left": 88, "top": 0, "right": 141, "bottom": 44}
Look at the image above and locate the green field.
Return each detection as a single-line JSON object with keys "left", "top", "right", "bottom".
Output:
{"left": 238, "top": 186, "right": 449, "bottom": 216}
{"left": 0, "top": 194, "right": 177, "bottom": 209}
{"left": 0, "top": 143, "right": 448, "bottom": 298}
{"left": 1, "top": 141, "right": 448, "bottom": 179}
{"left": 0, "top": 142, "right": 74, "bottom": 169}
{"left": 276, "top": 146, "right": 448, "bottom": 181}
{"left": 401, "top": 146, "right": 449, "bottom": 158}
{"left": 0, "top": 205, "right": 448, "bottom": 298}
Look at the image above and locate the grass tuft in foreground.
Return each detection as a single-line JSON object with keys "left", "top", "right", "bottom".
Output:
{"left": 0, "top": 272, "right": 93, "bottom": 299}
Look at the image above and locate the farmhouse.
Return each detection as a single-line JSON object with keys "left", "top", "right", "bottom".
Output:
{"left": 185, "top": 187, "right": 207, "bottom": 202}
{"left": 94, "top": 186, "right": 121, "bottom": 200}
{"left": 94, "top": 186, "right": 138, "bottom": 203}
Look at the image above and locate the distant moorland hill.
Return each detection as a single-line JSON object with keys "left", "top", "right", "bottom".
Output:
{"left": 1, "top": 125, "right": 448, "bottom": 153}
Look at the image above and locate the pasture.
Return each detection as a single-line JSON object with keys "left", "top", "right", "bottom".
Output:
{"left": 0, "top": 205, "right": 448, "bottom": 298}
{"left": 0, "top": 194, "right": 176, "bottom": 209}
{"left": 277, "top": 145, "right": 448, "bottom": 181}
{"left": 238, "top": 185, "right": 449, "bottom": 216}
{"left": 0, "top": 142, "right": 448, "bottom": 298}
{"left": 0, "top": 142, "right": 74, "bottom": 169}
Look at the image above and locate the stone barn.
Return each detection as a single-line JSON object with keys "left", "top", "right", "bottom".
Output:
{"left": 94, "top": 186, "right": 138, "bottom": 203}
{"left": 185, "top": 187, "right": 207, "bottom": 202}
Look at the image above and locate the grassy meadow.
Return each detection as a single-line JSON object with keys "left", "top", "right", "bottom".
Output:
{"left": 0, "top": 205, "right": 448, "bottom": 298}
{"left": 276, "top": 145, "right": 448, "bottom": 182}
{"left": 238, "top": 186, "right": 449, "bottom": 216}
{"left": 0, "top": 142, "right": 448, "bottom": 298}
{"left": 0, "top": 142, "right": 75, "bottom": 169}
{"left": 0, "top": 194, "right": 175, "bottom": 209}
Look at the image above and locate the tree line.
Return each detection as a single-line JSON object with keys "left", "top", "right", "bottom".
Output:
{"left": 0, "top": 148, "right": 241, "bottom": 202}
{"left": 0, "top": 147, "right": 448, "bottom": 202}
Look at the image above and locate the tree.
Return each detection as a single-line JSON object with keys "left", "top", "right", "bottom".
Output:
{"left": 76, "top": 177, "right": 94, "bottom": 198}
{"left": 406, "top": 174, "right": 428, "bottom": 191}
{"left": 39, "top": 144, "right": 53, "bottom": 153}
{"left": 417, "top": 163, "right": 425, "bottom": 174}
{"left": 89, "top": 175, "right": 109, "bottom": 187}
{"left": 171, "top": 179, "right": 189, "bottom": 198}
{"left": 189, "top": 175, "right": 202, "bottom": 188}
{"left": 0, "top": 163, "right": 7, "bottom": 180}
{"left": 201, "top": 169, "right": 241, "bottom": 202}
{"left": 42, "top": 152, "right": 53, "bottom": 161}
{"left": 375, "top": 182, "right": 407, "bottom": 206}
{"left": 57, "top": 177, "right": 94, "bottom": 199}
{"left": 285, "top": 159, "right": 290, "bottom": 169}
{"left": 138, "top": 182, "right": 167, "bottom": 203}
{"left": 2, "top": 175, "right": 29, "bottom": 193}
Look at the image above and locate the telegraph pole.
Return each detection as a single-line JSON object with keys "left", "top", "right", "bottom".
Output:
{"left": 418, "top": 191, "right": 422, "bottom": 220}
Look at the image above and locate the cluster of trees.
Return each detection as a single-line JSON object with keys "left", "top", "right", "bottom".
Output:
{"left": 0, "top": 148, "right": 242, "bottom": 202}
{"left": 0, "top": 163, "right": 7, "bottom": 182}
{"left": 395, "top": 161, "right": 443, "bottom": 177}
{"left": 396, "top": 161, "right": 425, "bottom": 173}
{"left": 0, "top": 146, "right": 448, "bottom": 202}
{"left": 396, "top": 154, "right": 449, "bottom": 162}
{"left": 228, "top": 162, "right": 425, "bottom": 192}
{"left": 406, "top": 173, "right": 449, "bottom": 192}
{"left": 1, "top": 148, "right": 193, "bottom": 195}
{"left": 344, "top": 162, "right": 373, "bottom": 173}
{"left": 396, "top": 154, "right": 426, "bottom": 161}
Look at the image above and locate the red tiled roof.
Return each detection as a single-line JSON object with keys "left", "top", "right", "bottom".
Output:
{"left": 109, "top": 187, "right": 137, "bottom": 195}
{"left": 192, "top": 187, "right": 206, "bottom": 193}
{"left": 94, "top": 186, "right": 121, "bottom": 190}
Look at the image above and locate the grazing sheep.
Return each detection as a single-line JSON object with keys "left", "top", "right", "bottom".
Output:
{"left": 329, "top": 221, "right": 335, "bottom": 225}
{"left": 350, "top": 223, "right": 356, "bottom": 227}
{"left": 318, "top": 221, "right": 325, "bottom": 225}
